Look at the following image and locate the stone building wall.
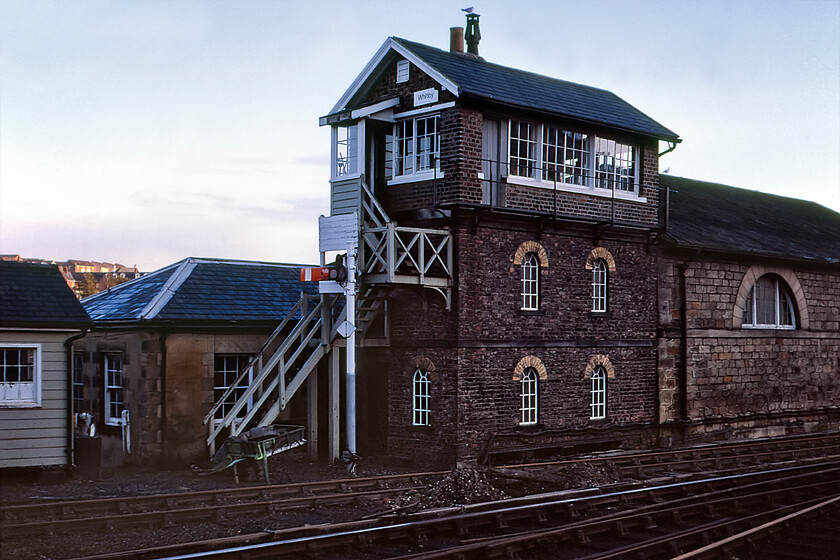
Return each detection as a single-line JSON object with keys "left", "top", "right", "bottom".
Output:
{"left": 74, "top": 329, "right": 274, "bottom": 467}
{"left": 657, "top": 255, "right": 840, "bottom": 439}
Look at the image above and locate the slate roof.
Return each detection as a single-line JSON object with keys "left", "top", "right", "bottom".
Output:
{"left": 0, "top": 261, "right": 91, "bottom": 327}
{"left": 82, "top": 258, "right": 319, "bottom": 324}
{"left": 661, "top": 175, "right": 840, "bottom": 263}
{"left": 332, "top": 37, "right": 678, "bottom": 141}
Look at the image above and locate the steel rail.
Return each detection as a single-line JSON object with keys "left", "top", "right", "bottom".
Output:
{"left": 0, "top": 471, "right": 446, "bottom": 535}
{"left": 502, "top": 433, "right": 840, "bottom": 473}
{"left": 382, "top": 476, "right": 840, "bottom": 559}
{"left": 137, "top": 462, "right": 840, "bottom": 560}
{"left": 670, "top": 494, "right": 840, "bottom": 560}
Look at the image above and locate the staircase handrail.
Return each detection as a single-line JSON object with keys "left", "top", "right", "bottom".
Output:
{"left": 204, "top": 296, "right": 325, "bottom": 443}
{"left": 359, "top": 175, "right": 391, "bottom": 227}
{"left": 203, "top": 293, "right": 318, "bottom": 426}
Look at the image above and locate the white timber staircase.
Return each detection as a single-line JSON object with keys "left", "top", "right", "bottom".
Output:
{"left": 204, "top": 175, "right": 452, "bottom": 455}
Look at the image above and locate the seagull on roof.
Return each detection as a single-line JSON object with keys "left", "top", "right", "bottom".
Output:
{"left": 462, "top": 6, "right": 474, "bottom": 13}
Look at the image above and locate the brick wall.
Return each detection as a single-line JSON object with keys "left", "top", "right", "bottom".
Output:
{"left": 380, "top": 215, "right": 660, "bottom": 466}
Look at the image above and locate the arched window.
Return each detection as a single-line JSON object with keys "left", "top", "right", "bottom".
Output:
{"left": 743, "top": 275, "right": 796, "bottom": 329}
{"left": 412, "top": 369, "right": 430, "bottom": 426}
{"left": 520, "top": 367, "right": 538, "bottom": 425}
{"left": 592, "top": 258, "right": 608, "bottom": 312}
{"left": 522, "top": 252, "right": 539, "bottom": 310}
{"left": 590, "top": 366, "right": 606, "bottom": 420}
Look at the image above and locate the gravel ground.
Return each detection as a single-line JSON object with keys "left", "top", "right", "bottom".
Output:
{"left": 0, "top": 451, "right": 621, "bottom": 560}
{"left": 0, "top": 448, "right": 415, "bottom": 560}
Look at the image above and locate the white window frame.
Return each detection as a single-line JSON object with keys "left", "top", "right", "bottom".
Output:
{"left": 73, "top": 351, "right": 84, "bottom": 413}
{"left": 213, "top": 354, "right": 252, "bottom": 425}
{"left": 0, "top": 344, "right": 41, "bottom": 408}
{"left": 591, "top": 366, "right": 607, "bottom": 420}
{"left": 592, "top": 259, "right": 608, "bottom": 313}
{"left": 507, "top": 120, "right": 642, "bottom": 199}
{"left": 412, "top": 369, "right": 430, "bottom": 426}
{"left": 389, "top": 114, "right": 441, "bottom": 184}
{"left": 331, "top": 123, "right": 360, "bottom": 180}
{"left": 520, "top": 367, "right": 538, "bottom": 425}
{"left": 742, "top": 275, "right": 796, "bottom": 329}
{"left": 104, "top": 353, "right": 124, "bottom": 426}
{"left": 521, "top": 252, "right": 539, "bottom": 311}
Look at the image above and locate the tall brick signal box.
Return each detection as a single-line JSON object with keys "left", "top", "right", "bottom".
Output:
{"left": 317, "top": 26, "right": 839, "bottom": 467}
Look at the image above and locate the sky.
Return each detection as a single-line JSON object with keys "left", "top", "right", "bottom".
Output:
{"left": 1, "top": 0, "right": 838, "bottom": 272}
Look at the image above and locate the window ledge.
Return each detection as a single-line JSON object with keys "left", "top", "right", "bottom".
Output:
{"left": 519, "top": 309, "right": 545, "bottom": 316}
{"left": 331, "top": 172, "right": 362, "bottom": 182}
{"left": 742, "top": 325, "right": 796, "bottom": 331}
{"left": 506, "top": 176, "right": 647, "bottom": 203}
{"left": 388, "top": 171, "right": 444, "bottom": 186}
{"left": 590, "top": 310, "right": 611, "bottom": 317}
{"left": 0, "top": 402, "right": 41, "bottom": 408}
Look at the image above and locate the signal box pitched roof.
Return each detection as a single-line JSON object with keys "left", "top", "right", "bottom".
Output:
{"left": 327, "top": 37, "right": 679, "bottom": 142}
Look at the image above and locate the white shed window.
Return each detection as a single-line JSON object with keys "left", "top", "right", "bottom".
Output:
{"left": 521, "top": 252, "right": 539, "bottom": 311}
{"left": 743, "top": 275, "right": 796, "bottom": 329}
{"left": 0, "top": 345, "right": 41, "bottom": 407}
{"left": 73, "top": 351, "right": 84, "bottom": 413}
{"left": 543, "top": 127, "right": 589, "bottom": 186}
{"left": 412, "top": 369, "right": 430, "bottom": 426}
{"left": 591, "top": 366, "right": 607, "bottom": 419}
{"left": 520, "top": 367, "right": 538, "bottom": 425}
{"left": 104, "top": 353, "right": 124, "bottom": 426}
{"left": 592, "top": 259, "right": 608, "bottom": 312}
{"left": 333, "top": 124, "right": 359, "bottom": 178}
{"left": 214, "top": 354, "right": 251, "bottom": 423}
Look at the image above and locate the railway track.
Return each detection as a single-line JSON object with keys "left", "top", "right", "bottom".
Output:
{"left": 500, "top": 432, "right": 840, "bottom": 481}
{"left": 0, "top": 471, "right": 445, "bottom": 536}
{"left": 110, "top": 461, "right": 840, "bottom": 559}
{"left": 4, "top": 432, "right": 839, "bottom": 559}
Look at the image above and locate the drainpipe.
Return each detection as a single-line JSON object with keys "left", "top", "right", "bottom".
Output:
{"left": 65, "top": 328, "right": 89, "bottom": 468}
{"left": 678, "top": 263, "right": 689, "bottom": 423}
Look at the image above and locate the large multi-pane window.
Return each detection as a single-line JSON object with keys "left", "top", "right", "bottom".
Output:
{"left": 592, "top": 259, "right": 608, "bottom": 312}
{"left": 543, "top": 127, "right": 589, "bottom": 185}
{"left": 394, "top": 115, "right": 440, "bottom": 178}
{"left": 743, "top": 275, "right": 796, "bottom": 329}
{"left": 520, "top": 367, "right": 538, "bottom": 425}
{"left": 591, "top": 366, "right": 607, "bottom": 420}
{"left": 508, "top": 120, "right": 638, "bottom": 195}
{"left": 412, "top": 369, "right": 430, "bottom": 426}
{"left": 214, "top": 354, "right": 252, "bottom": 423}
{"left": 521, "top": 252, "right": 539, "bottom": 311}
{"left": 594, "top": 138, "right": 636, "bottom": 192}
{"left": 334, "top": 124, "right": 358, "bottom": 178}
{"left": 510, "top": 120, "right": 538, "bottom": 177}
{"left": 104, "top": 354, "right": 124, "bottom": 425}
{"left": 73, "top": 351, "right": 84, "bottom": 413}
{"left": 0, "top": 345, "right": 40, "bottom": 406}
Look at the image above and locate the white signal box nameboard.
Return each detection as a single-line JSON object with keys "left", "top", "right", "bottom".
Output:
{"left": 319, "top": 212, "right": 358, "bottom": 252}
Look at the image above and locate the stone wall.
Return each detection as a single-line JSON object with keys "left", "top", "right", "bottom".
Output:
{"left": 657, "top": 255, "right": 840, "bottom": 439}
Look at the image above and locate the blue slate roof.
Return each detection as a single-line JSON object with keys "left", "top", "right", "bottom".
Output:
{"left": 0, "top": 261, "right": 90, "bottom": 327}
{"left": 332, "top": 37, "right": 678, "bottom": 141}
{"left": 661, "top": 175, "right": 840, "bottom": 263}
{"left": 82, "top": 258, "right": 319, "bottom": 323}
